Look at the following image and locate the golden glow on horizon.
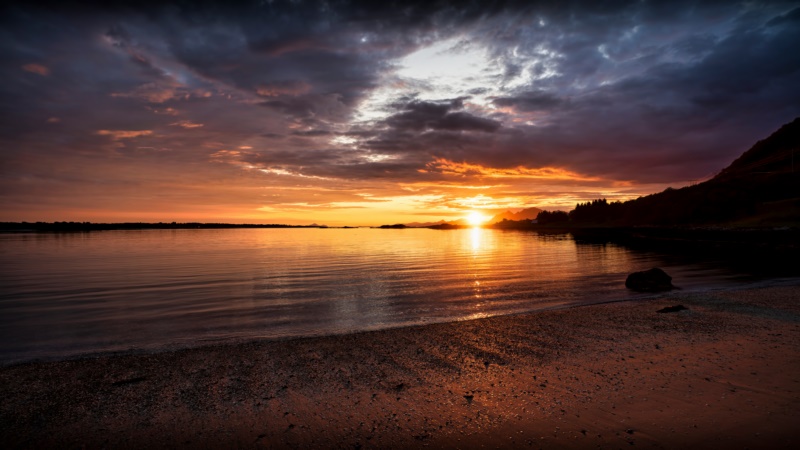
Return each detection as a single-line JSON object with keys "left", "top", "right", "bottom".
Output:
{"left": 13, "top": 144, "right": 675, "bottom": 226}
{"left": 195, "top": 146, "right": 668, "bottom": 226}
{"left": 14, "top": 181, "right": 664, "bottom": 226}
{"left": 466, "top": 211, "right": 488, "bottom": 227}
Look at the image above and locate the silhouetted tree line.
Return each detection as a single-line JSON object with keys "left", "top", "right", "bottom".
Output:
{"left": 567, "top": 199, "right": 616, "bottom": 223}
{"left": 559, "top": 170, "right": 798, "bottom": 227}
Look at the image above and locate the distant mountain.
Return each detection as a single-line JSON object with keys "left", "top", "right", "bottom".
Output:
{"left": 569, "top": 117, "right": 800, "bottom": 227}
{"left": 405, "top": 218, "right": 469, "bottom": 227}
{"left": 489, "top": 207, "right": 543, "bottom": 224}
{"left": 404, "top": 220, "right": 448, "bottom": 228}
{"left": 403, "top": 207, "right": 543, "bottom": 228}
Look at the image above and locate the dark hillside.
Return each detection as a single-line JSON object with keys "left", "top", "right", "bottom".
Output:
{"left": 717, "top": 117, "right": 800, "bottom": 179}
{"left": 568, "top": 117, "right": 800, "bottom": 227}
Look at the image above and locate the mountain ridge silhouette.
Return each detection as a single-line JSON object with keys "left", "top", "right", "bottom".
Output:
{"left": 568, "top": 117, "right": 800, "bottom": 227}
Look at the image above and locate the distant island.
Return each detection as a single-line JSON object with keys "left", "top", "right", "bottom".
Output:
{"left": 0, "top": 222, "right": 344, "bottom": 232}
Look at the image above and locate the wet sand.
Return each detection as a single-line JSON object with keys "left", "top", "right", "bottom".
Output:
{"left": 1, "top": 285, "right": 799, "bottom": 449}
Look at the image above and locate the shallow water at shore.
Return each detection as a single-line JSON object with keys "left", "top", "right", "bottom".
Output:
{"left": 0, "top": 228, "right": 786, "bottom": 364}
{"left": 2, "top": 286, "right": 798, "bottom": 449}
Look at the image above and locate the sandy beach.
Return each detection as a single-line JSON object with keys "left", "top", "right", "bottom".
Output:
{"left": 1, "top": 285, "right": 798, "bottom": 449}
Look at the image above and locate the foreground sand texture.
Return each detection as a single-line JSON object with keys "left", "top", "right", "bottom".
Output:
{"left": 2, "top": 286, "right": 799, "bottom": 449}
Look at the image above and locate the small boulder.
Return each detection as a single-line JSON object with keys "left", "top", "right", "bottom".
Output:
{"left": 625, "top": 268, "right": 674, "bottom": 292}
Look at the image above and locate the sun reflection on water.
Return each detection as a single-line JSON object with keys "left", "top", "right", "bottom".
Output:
{"left": 470, "top": 227, "right": 483, "bottom": 252}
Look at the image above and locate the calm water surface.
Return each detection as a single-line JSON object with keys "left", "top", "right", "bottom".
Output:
{"left": 0, "top": 228, "right": 771, "bottom": 364}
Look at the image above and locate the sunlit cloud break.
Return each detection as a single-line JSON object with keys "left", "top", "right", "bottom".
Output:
{"left": 422, "top": 158, "right": 602, "bottom": 182}
{"left": 170, "top": 121, "right": 204, "bottom": 129}
{"left": 21, "top": 63, "right": 50, "bottom": 76}
{"left": 95, "top": 130, "right": 153, "bottom": 140}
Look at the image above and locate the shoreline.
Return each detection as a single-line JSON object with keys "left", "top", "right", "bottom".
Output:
{"left": 2, "top": 285, "right": 799, "bottom": 448}
{"left": 3, "top": 277, "right": 798, "bottom": 369}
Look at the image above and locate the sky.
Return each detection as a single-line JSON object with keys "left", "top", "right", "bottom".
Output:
{"left": 1, "top": 0, "right": 799, "bottom": 226}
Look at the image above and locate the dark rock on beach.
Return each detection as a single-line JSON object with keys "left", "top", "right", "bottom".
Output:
{"left": 625, "top": 268, "right": 675, "bottom": 292}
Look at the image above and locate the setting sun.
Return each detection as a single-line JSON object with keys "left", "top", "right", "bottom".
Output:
{"left": 466, "top": 211, "right": 488, "bottom": 227}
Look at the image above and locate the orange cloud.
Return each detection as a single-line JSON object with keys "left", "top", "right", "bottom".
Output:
{"left": 170, "top": 120, "right": 204, "bottom": 128}
{"left": 95, "top": 130, "right": 153, "bottom": 140}
{"left": 423, "top": 158, "right": 601, "bottom": 181}
{"left": 111, "top": 82, "right": 183, "bottom": 103}
{"left": 150, "top": 107, "right": 179, "bottom": 115}
{"left": 399, "top": 182, "right": 506, "bottom": 191}
{"left": 256, "top": 81, "right": 312, "bottom": 97}
{"left": 210, "top": 149, "right": 242, "bottom": 160}
{"left": 22, "top": 63, "right": 50, "bottom": 76}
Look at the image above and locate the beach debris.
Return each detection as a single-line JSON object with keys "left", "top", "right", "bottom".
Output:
{"left": 657, "top": 305, "right": 688, "bottom": 313}
{"left": 625, "top": 268, "right": 675, "bottom": 292}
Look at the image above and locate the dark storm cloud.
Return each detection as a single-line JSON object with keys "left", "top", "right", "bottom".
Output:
{"left": 136, "top": 0, "right": 503, "bottom": 121}
{"left": 216, "top": 143, "right": 430, "bottom": 182}
{"left": 290, "top": 129, "right": 332, "bottom": 137}
{"left": 384, "top": 99, "right": 500, "bottom": 133}
{"left": 767, "top": 6, "right": 800, "bottom": 25}
{"left": 265, "top": 0, "right": 795, "bottom": 185}
{"left": 433, "top": 112, "right": 501, "bottom": 133}
{"left": 492, "top": 90, "right": 564, "bottom": 112}
{"left": 450, "top": 1, "right": 799, "bottom": 182}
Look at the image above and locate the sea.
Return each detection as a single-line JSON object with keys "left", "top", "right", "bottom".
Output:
{"left": 0, "top": 227, "right": 792, "bottom": 365}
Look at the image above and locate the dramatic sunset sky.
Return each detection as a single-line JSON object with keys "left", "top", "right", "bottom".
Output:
{"left": 2, "top": 1, "right": 799, "bottom": 226}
